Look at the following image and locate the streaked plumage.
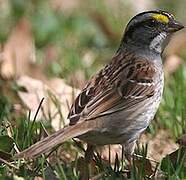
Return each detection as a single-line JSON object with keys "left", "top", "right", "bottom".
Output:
{"left": 16, "top": 10, "right": 184, "bottom": 158}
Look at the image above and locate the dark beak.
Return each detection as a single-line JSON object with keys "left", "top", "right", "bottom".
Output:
{"left": 167, "top": 20, "right": 184, "bottom": 33}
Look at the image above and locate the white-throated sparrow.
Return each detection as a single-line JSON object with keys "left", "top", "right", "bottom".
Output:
{"left": 16, "top": 10, "right": 184, "bottom": 158}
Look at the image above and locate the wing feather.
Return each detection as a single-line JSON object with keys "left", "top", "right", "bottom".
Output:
{"left": 68, "top": 52, "right": 156, "bottom": 124}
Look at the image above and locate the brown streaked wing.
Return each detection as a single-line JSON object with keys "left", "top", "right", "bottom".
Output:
{"left": 84, "top": 59, "right": 156, "bottom": 120}
{"left": 68, "top": 56, "right": 156, "bottom": 123}
{"left": 68, "top": 86, "right": 94, "bottom": 125}
{"left": 68, "top": 52, "right": 126, "bottom": 125}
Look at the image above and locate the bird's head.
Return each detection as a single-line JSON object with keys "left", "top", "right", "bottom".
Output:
{"left": 123, "top": 10, "right": 184, "bottom": 54}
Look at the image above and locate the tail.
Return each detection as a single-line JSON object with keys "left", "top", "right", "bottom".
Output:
{"left": 15, "top": 122, "right": 92, "bottom": 158}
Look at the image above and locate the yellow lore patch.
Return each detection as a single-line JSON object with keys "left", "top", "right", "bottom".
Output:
{"left": 152, "top": 14, "right": 169, "bottom": 23}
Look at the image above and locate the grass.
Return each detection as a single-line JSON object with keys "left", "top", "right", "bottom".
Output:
{"left": 157, "top": 65, "right": 186, "bottom": 137}
{"left": 0, "top": 0, "right": 186, "bottom": 179}
{"left": 0, "top": 79, "right": 186, "bottom": 179}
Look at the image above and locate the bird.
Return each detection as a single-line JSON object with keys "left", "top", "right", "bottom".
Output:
{"left": 16, "top": 10, "right": 184, "bottom": 159}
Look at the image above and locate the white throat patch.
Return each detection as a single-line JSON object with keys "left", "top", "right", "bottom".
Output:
{"left": 149, "top": 32, "right": 167, "bottom": 53}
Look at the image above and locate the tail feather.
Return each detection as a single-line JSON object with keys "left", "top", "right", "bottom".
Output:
{"left": 15, "top": 122, "right": 91, "bottom": 158}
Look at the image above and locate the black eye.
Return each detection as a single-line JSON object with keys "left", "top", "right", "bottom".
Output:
{"left": 146, "top": 19, "right": 156, "bottom": 28}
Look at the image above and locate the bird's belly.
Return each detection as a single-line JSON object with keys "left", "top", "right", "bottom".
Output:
{"left": 79, "top": 109, "right": 153, "bottom": 145}
{"left": 78, "top": 86, "right": 163, "bottom": 145}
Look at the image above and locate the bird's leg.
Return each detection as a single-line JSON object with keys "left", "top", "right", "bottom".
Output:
{"left": 80, "top": 144, "right": 95, "bottom": 180}
{"left": 122, "top": 141, "right": 136, "bottom": 160}
{"left": 85, "top": 144, "right": 95, "bottom": 163}
{"left": 121, "top": 141, "right": 136, "bottom": 173}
